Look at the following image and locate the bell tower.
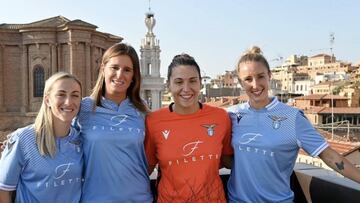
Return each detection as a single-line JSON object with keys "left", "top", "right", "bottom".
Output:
{"left": 140, "top": 5, "right": 164, "bottom": 110}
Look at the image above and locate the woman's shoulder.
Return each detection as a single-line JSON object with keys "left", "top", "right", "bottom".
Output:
{"left": 7, "top": 124, "right": 35, "bottom": 146}
{"left": 146, "top": 106, "right": 170, "bottom": 119}
{"left": 226, "top": 102, "right": 248, "bottom": 113}
{"left": 81, "top": 96, "right": 94, "bottom": 106}
{"left": 79, "top": 97, "right": 95, "bottom": 112}
{"left": 275, "top": 101, "right": 301, "bottom": 114}
{"left": 203, "top": 104, "right": 228, "bottom": 114}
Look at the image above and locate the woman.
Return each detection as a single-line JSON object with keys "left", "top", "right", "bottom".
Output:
{"left": 0, "top": 72, "right": 83, "bottom": 203}
{"left": 75, "top": 43, "right": 153, "bottom": 202}
{"left": 226, "top": 46, "right": 360, "bottom": 202}
{"left": 145, "top": 54, "right": 233, "bottom": 202}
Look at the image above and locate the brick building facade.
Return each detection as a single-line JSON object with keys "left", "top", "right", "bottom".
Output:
{"left": 0, "top": 16, "right": 121, "bottom": 130}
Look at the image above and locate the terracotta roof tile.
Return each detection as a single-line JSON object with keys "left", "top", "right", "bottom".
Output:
{"left": 317, "top": 107, "right": 360, "bottom": 114}
{"left": 294, "top": 94, "right": 326, "bottom": 100}
{"left": 322, "top": 95, "right": 348, "bottom": 100}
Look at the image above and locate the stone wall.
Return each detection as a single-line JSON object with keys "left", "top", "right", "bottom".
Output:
{"left": 0, "top": 113, "right": 35, "bottom": 131}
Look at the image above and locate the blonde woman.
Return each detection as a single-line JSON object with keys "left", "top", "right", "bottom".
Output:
{"left": 0, "top": 72, "right": 83, "bottom": 203}
{"left": 226, "top": 46, "right": 360, "bottom": 202}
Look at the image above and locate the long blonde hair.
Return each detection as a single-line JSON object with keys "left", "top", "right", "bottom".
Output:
{"left": 90, "top": 43, "right": 149, "bottom": 113}
{"left": 34, "top": 72, "right": 82, "bottom": 157}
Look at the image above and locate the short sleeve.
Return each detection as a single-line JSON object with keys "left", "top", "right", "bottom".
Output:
{"left": 144, "top": 116, "right": 158, "bottom": 167}
{"left": 222, "top": 112, "right": 233, "bottom": 155}
{"left": 295, "top": 111, "right": 329, "bottom": 157}
{"left": 0, "top": 132, "right": 25, "bottom": 191}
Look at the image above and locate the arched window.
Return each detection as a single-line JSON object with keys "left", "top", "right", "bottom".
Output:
{"left": 33, "top": 66, "right": 45, "bottom": 97}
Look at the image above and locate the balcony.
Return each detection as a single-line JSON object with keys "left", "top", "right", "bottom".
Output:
{"left": 150, "top": 163, "right": 360, "bottom": 203}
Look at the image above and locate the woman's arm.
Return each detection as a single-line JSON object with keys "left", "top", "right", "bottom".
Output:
{"left": 221, "top": 155, "right": 233, "bottom": 169}
{"left": 0, "top": 190, "right": 12, "bottom": 203}
{"left": 319, "top": 147, "right": 360, "bottom": 184}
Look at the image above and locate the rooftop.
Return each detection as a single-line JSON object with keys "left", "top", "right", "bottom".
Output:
{"left": 305, "top": 107, "right": 360, "bottom": 114}
{"left": 0, "top": 16, "right": 96, "bottom": 29}
{"left": 294, "top": 94, "right": 348, "bottom": 100}
{"left": 310, "top": 53, "right": 332, "bottom": 58}
{"left": 0, "top": 16, "right": 122, "bottom": 40}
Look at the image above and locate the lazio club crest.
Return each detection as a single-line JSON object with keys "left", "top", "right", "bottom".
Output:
{"left": 201, "top": 124, "right": 217, "bottom": 136}
{"left": 268, "top": 115, "right": 287, "bottom": 129}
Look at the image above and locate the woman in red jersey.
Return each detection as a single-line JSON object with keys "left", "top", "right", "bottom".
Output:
{"left": 145, "top": 54, "right": 233, "bottom": 203}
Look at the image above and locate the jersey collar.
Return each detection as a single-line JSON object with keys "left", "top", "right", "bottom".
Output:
{"left": 100, "top": 96, "right": 130, "bottom": 111}
{"left": 246, "top": 97, "right": 279, "bottom": 112}
{"left": 169, "top": 102, "right": 203, "bottom": 112}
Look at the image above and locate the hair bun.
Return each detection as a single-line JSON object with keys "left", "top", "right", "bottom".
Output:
{"left": 247, "top": 46, "right": 262, "bottom": 55}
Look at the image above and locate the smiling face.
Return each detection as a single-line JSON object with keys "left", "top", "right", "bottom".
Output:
{"left": 45, "top": 78, "right": 81, "bottom": 125}
{"left": 238, "top": 61, "right": 271, "bottom": 109}
{"left": 168, "top": 65, "right": 201, "bottom": 114}
{"left": 102, "top": 55, "right": 134, "bottom": 103}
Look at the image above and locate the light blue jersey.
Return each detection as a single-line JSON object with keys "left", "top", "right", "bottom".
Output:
{"left": 76, "top": 97, "right": 152, "bottom": 203}
{"left": 227, "top": 97, "right": 328, "bottom": 203}
{"left": 0, "top": 125, "right": 83, "bottom": 203}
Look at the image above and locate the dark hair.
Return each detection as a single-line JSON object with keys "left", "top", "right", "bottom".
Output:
{"left": 91, "top": 43, "right": 149, "bottom": 113}
{"left": 167, "top": 53, "right": 201, "bottom": 82}
{"left": 237, "top": 46, "right": 270, "bottom": 76}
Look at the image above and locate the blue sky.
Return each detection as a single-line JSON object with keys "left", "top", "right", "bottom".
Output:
{"left": 1, "top": 0, "right": 359, "bottom": 78}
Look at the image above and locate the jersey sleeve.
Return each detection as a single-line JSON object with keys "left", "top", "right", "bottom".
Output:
{"left": 295, "top": 111, "right": 329, "bottom": 157}
{"left": 144, "top": 115, "right": 158, "bottom": 167}
{"left": 0, "top": 131, "right": 25, "bottom": 191}
{"left": 222, "top": 111, "right": 233, "bottom": 155}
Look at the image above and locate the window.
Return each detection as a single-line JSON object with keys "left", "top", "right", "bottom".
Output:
{"left": 146, "top": 63, "right": 152, "bottom": 75}
{"left": 33, "top": 66, "right": 45, "bottom": 97}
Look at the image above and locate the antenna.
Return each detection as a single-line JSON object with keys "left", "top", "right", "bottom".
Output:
{"left": 329, "top": 32, "right": 335, "bottom": 140}
{"left": 329, "top": 32, "right": 335, "bottom": 60}
{"left": 148, "top": 0, "right": 152, "bottom": 12}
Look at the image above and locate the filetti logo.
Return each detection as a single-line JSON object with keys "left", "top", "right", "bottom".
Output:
{"left": 237, "top": 133, "right": 275, "bottom": 157}
{"left": 54, "top": 163, "right": 74, "bottom": 179}
{"left": 238, "top": 133, "right": 263, "bottom": 144}
{"left": 111, "top": 115, "right": 128, "bottom": 126}
{"left": 36, "top": 162, "right": 83, "bottom": 189}
{"left": 182, "top": 140, "right": 204, "bottom": 156}
{"left": 168, "top": 140, "right": 220, "bottom": 166}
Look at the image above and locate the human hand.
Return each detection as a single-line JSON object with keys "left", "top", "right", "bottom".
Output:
{"left": 0, "top": 140, "right": 6, "bottom": 151}
{"left": 0, "top": 134, "right": 11, "bottom": 151}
